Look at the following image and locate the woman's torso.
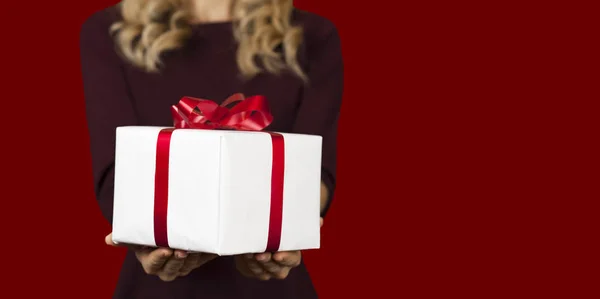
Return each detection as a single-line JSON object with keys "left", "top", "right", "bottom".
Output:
{"left": 93, "top": 5, "right": 322, "bottom": 299}
{"left": 125, "top": 21, "right": 305, "bottom": 132}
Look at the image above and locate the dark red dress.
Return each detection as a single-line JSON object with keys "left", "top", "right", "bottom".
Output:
{"left": 80, "top": 5, "right": 343, "bottom": 299}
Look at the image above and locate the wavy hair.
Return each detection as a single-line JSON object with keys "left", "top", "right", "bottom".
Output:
{"left": 110, "top": 0, "right": 306, "bottom": 80}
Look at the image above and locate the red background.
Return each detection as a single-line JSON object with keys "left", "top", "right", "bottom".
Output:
{"left": 2, "top": 0, "right": 593, "bottom": 298}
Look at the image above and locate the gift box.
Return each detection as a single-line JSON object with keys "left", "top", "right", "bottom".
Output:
{"left": 111, "top": 94, "right": 322, "bottom": 255}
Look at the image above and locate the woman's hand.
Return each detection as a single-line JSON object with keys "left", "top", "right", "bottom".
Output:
{"left": 105, "top": 233, "right": 216, "bottom": 281}
{"left": 235, "top": 251, "right": 301, "bottom": 280}
{"left": 235, "top": 217, "right": 323, "bottom": 280}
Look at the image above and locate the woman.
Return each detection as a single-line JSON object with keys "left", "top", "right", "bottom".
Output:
{"left": 80, "top": 0, "right": 343, "bottom": 298}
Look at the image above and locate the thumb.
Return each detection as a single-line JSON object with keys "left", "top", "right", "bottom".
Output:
{"left": 105, "top": 233, "right": 141, "bottom": 251}
{"left": 105, "top": 233, "right": 118, "bottom": 247}
{"left": 320, "top": 218, "right": 323, "bottom": 228}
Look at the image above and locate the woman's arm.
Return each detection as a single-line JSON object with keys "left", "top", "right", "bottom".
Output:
{"left": 82, "top": 13, "right": 217, "bottom": 279}
{"left": 80, "top": 11, "right": 139, "bottom": 224}
{"left": 292, "top": 19, "right": 344, "bottom": 217}
{"left": 320, "top": 181, "right": 330, "bottom": 212}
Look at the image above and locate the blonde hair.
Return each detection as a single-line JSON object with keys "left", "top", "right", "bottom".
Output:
{"left": 110, "top": 0, "right": 306, "bottom": 80}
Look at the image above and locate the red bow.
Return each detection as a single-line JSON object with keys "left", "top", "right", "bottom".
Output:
{"left": 171, "top": 93, "right": 273, "bottom": 131}
{"left": 155, "top": 93, "right": 284, "bottom": 252}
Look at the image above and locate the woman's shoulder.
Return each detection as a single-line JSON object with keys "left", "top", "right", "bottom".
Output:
{"left": 80, "top": 5, "right": 122, "bottom": 40}
{"left": 292, "top": 9, "right": 339, "bottom": 41}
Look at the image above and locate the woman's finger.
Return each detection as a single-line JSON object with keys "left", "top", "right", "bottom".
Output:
{"left": 178, "top": 253, "right": 201, "bottom": 276}
{"left": 255, "top": 253, "right": 283, "bottom": 274}
{"left": 105, "top": 233, "right": 133, "bottom": 248}
{"left": 174, "top": 250, "right": 188, "bottom": 259}
{"left": 235, "top": 257, "right": 251, "bottom": 277}
{"left": 245, "top": 254, "right": 266, "bottom": 275}
{"left": 244, "top": 254, "right": 271, "bottom": 280}
{"left": 272, "top": 251, "right": 302, "bottom": 267}
{"left": 235, "top": 256, "right": 256, "bottom": 278}
{"left": 105, "top": 233, "right": 147, "bottom": 252}
{"left": 159, "top": 254, "right": 186, "bottom": 281}
{"left": 271, "top": 266, "right": 291, "bottom": 279}
{"left": 138, "top": 248, "right": 172, "bottom": 275}
{"left": 105, "top": 233, "right": 115, "bottom": 246}
{"left": 235, "top": 255, "right": 271, "bottom": 280}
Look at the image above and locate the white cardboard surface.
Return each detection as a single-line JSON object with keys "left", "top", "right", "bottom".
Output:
{"left": 112, "top": 126, "right": 322, "bottom": 255}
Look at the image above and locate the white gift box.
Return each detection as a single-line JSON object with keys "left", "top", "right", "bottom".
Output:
{"left": 111, "top": 126, "right": 322, "bottom": 255}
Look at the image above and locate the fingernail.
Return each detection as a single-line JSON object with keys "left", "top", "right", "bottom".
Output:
{"left": 176, "top": 251, "right": 188, "bottom": 259}
{"left": 256, "top": 254, "right": 268, "bottom": 261}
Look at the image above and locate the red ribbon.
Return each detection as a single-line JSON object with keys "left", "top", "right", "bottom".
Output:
{"left": 171, "top": 93, "right": 273, "bottom": 131}
{"left": 153, "top": 94, "right": 284, "bottom": 252}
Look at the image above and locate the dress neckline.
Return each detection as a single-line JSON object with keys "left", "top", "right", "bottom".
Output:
{"left": 189, "top": 20, "right": 234, "bottom": 38}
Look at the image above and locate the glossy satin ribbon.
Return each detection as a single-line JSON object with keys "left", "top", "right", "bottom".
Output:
{"left": 153, "top": 94, "right": 284, "bottom": 252}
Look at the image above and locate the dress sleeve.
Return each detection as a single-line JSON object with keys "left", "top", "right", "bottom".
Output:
{"left": 80, "top": 12, "right": 139, "bottom": 224}
{"left": 292, "top": 21, "right": 344, "bottom": 217}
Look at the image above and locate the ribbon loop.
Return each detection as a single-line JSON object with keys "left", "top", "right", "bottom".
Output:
{"left": 171, "top": 94, "right": 273, "bottom": 131}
